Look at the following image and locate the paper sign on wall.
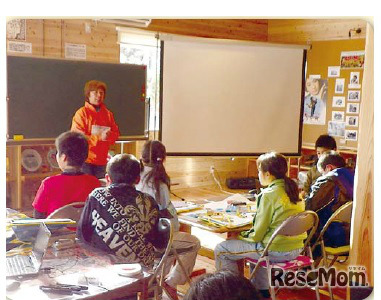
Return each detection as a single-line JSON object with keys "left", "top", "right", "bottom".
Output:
{"left": 65, "top": 43, "right": 87, "bottom": 60}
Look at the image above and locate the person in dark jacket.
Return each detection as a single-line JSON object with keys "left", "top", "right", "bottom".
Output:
{"left": 306, "top": 151, "right": 354, "bottom": 248}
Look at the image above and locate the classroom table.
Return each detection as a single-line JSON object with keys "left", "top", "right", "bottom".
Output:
{"left": 6, "top": 243, "right": 152, "bottom": 300}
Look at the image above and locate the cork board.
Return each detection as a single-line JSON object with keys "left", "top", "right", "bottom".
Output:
{"left": 302, "top": 39, "right": 366, "bottom": 150}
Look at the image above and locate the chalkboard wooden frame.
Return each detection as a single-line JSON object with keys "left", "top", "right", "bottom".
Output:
{"left": 7, "top": 55, "right": 148, "bottom": 143}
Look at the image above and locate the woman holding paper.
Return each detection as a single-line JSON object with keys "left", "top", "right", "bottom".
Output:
{"left": 71, "top": 80, "right": 120, "bottom": 178}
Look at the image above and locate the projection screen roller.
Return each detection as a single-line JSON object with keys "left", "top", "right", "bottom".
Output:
{"left": 160, "top": 36, "right": 306, "bottom": 156}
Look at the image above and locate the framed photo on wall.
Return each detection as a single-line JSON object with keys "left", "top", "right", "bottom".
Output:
{"left": 335, "top": 78, "right": 345, "bottom": 94}
{"left": 328, "top": 66, "right": 340, "bottom": 77}
{"left": 345, "top": 130, "right": 358, "bottom": 141}
{"left": 348, "top": 72, "right": 361, "bottom": 88}
{"left": 347, "top": 103, "right": 360, "bottom": 114}
{"left": 332, "top": 96, "right": 345, "bottom": 108}
{"left": 346, "top": 116, "right": 359, "bottom": 127}
{"left": 348, "top": 90, "right": 361, "bottom": 102}
{"left": 332, "top": 111, "right": 345, "bottom": 122}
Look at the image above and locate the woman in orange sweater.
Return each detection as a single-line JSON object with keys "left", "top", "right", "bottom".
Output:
{"left": 71, "top": 80, "right": 120, "bottom": 178}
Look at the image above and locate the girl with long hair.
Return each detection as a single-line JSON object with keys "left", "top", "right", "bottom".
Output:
{"left": 214, "top": 152, "right": 306, "bottom": 298}
{"left": 136, "top": 140, "right": 200, "bottom": 300}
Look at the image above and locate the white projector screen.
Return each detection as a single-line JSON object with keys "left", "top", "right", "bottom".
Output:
{"left": 160, "top": 36, "right": 306, "bottom": 156}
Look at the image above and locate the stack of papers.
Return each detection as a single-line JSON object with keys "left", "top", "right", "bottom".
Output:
{"left": 199, "top": 212, "right": 255, "bottom": 229}
{"left": 172, "top": 201, "right": 202, "bottom": 213}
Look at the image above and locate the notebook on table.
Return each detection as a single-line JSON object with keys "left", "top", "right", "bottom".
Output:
{"left": 6, "top": 223, "right": 51, "bottom": 278}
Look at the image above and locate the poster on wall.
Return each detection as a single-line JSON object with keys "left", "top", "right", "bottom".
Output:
{"left": 303, "top": 78, "right": 327, "bottom": 125}
{"left": 65, "top": 43, "right": 87, "bottom": 60}
{"left": 6, "top": 19, "right": 26, "bottom": 41}
{"left": 328, "top": 121, "right": 345, "bottom": 137}
{"left": 7, "top": 41, "right": 32, "bottom": 53}
{"left": 340, "top": 51, "right": 365, "bottom": 69}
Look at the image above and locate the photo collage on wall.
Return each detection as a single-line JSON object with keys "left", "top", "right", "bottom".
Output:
{"left": 326, "top": 50, "right": 364, "bottom": 141}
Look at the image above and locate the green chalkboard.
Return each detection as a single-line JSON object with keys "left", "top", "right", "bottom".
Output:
{"left": 7, "top": 56, "right": 147, "bottom": 141}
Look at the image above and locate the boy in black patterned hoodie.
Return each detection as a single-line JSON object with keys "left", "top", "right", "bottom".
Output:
{"left": 77, "top": 154, "right": 166, "bottom": 267}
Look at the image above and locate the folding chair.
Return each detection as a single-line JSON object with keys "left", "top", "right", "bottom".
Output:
{"left": 313, "top": 201, "right": 352, "bottom": 268}
{"left": 47, "top": 201, "right": 85, "bottom": 227}
{"left": 312, "top": 201, "right": 353, "bottom": 300}
{"left": 245, "top": 211, "right": 320, "bottom": 300}
{"left": 145, "top": 218, "right": 175, "bottom": 300}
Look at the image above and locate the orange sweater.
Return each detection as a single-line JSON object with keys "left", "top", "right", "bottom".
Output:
{"left": 71, "top": 102, "right": 120, "bottom": 165}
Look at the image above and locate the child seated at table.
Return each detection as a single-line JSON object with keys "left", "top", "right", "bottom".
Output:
{"left": 136, "top": 140, "right": 200, "bottom": 300}
{"left": 32, "top": 131, "right": 101, "bottom": 218}
{"left": 214, "top": 152, "right": 306, "bottom": 299}
{"left": 77, "top": 153, "right": 166, "bottom": 267}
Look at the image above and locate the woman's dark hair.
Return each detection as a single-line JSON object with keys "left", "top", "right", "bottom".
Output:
{"left": 183, "top": 270, "right": 260, "bottom": 300}
{"left": 257, "top": 152, "right": 300, "bottom": 204}
{"left": 141, "top": 140, "right": 170, "bottom": 206}
{"left": 55, "top": 131, "right": 88, "bottom": 167}
{"left": 106, "top": 154, "right": 140, "bottom": 184}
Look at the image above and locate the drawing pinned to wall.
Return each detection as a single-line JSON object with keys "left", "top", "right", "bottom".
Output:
{"left": 6, "top": 19, "right": 26, "bottom": 41}
{"left": 303, "top": 78, "right": 327, "bottom": 125}
{"left": 345, "top": 130, "right": 358, "bottom": 141}
{"left": 334, "top": 78, "right": 345, "bottom": 94}
{"left": 347, "top": 103, "right": 360, "bottom": 114}
{"left": 348, "top": 72, "right": 361, "bottom": 88}
{"left": 348, "top": 90, "right": 361, "bottom": 102}
{"left": 328, "top": 66, "right": 340, "bottom": 77}
{"left": 346, "top": 116, "right": 359, "bottom": 127}
{"left": 332, "top": 111, "right": 345, "bottom": 122}
{"left": 340, "top": 50, "right": 365, "bottom": 69}
{"left": 328, "top": 121, "right": 345, "bottom": 137}
{"left": 332, "top": 96, "right": 345, "bottom": 108}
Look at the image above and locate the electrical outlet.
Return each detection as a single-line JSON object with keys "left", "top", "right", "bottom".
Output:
{"left": 209, "top": 166, "right": 215, "bottom": 174}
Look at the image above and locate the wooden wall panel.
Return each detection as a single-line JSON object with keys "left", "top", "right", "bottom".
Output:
{"left": 134, "top": 141, "right": 248, "bottom": 190}
{"left": 268, "top": 19, "right": 367, "bottom": 43}
{"left": 146, "top": 19, "right": 268, "bottom": 42}
{"left": 43, "top": 20, "right": 64, "bottom": 58}
{"left": 348, "top": 23, "right": 373, "bottom": 288}
{"left": 62, "top": 20, "right": 119, "bottom": 63}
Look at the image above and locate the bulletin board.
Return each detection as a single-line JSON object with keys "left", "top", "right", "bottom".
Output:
{"left": 302, "top": 39, "right": 366, "bottom": 150}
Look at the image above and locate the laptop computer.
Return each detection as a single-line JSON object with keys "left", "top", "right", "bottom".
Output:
{"left": 6, "top": 223, "right": 51, "bottom": 278}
